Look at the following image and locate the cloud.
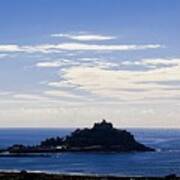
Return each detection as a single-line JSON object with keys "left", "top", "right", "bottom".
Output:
{"left": 51, "top": 33, "right": 116, "bottom": 41}
{"left": 39, "top": 57, "right": 180, "bottom": 102}
{"left": 36, "top": 60, "right": 71, "bottom": 68}
{"left": 141, "top": 58, "right": 180, "bottom": 66}
{"left": 35, "top": 57, "right": 119, "bottom": 70}
{"left": 0, "top": 53, "right": 9, "bottom": 59}
{"left": 13, "top": 94, "right": 50, "bottom": 101}
{"left": 50, "top": 43, "right": 161, "bottom": 51}
{"left": 0, "top": 43, "right": 162, "bottom": 53}
{"left": 122, "top": 58, "right": 180, "bottom": 67}
{"left": 47, "top": 81, "right": 76, "bottom": 88}
{"left": 36, "top": 61, "right": 63, "bottom": 68}
{"left": 61, "top": 58, "right": 180, "bottom": 101}
{"left": 35, "top": 59, "right": 80, "bottom": 68}
{"left": 0, "top": 45, "right": 20, "bottom": 52}
{"left": 0, "top": 91, "right": 12, "bottom": 96}
{"left": 44, "top": 90, "right": 84, "bottom": 99}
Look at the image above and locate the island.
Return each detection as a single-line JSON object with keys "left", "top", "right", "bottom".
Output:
{"left": 2, "top": 120, "right": 155, "bottom": 154}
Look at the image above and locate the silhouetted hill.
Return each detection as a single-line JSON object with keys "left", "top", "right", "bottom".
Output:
{"left": 36, "top": 120, "right": 154, "bottom": 152}
{"left": 6, "top": 120, "right": 154, "bottom": 153}
{"left": 63, "top": 120, "right": 154, "bottom": 152}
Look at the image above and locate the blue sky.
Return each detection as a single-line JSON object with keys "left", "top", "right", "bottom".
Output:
{"left": 0, "top": 0, "right": 180, "bottom": 128}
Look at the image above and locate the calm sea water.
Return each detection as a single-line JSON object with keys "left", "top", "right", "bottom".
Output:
{"left": 0, "top": 128, "right": 180, "bottom": 176}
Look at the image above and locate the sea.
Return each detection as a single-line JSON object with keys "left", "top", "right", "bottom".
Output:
{"left": 0, "top": 128, "right": 180, "bottom": 177}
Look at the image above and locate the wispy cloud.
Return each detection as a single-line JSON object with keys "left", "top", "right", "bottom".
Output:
{"left": 0, "top": 91, "right": 12, "bottom": 96}
{"left": 13, "top": 93, "right": 50, "bottom": 101}
{"left": 48, "top": 43, "right": 161, "bottom": 51}
{"left": 0, "top": 43, "right": 162, "bottom": 54}
{"left": 44, "top": 90, "right": 83, "bottom": 99}
{"left": 0, "top": 45, "right": 20, "bottom": 52}
{"left": 122, "top": 58, "right": 180, "bottom": 66}
{"left": 35, "top": 57, "right": 119, "bottom": 70}
{"left": 36, "top": 61, "right": 62, "bottom": 67}
{"left": 36, "top": 61, "right": 68, "bottom": 68}
{"left": 47, "top": 81, "right": 76, "bottom": 89}
{"left": 51, "top": 33, "right": 116, "bottom": 41}
{"left": 0, "top": 53, "right": 9, "bottom": 59}
{"left": 60, "top": 58, "right": 180, "bottom": 101}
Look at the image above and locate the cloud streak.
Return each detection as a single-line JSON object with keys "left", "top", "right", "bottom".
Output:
{"left": 36, "top": 59, "right": 74, "bottom": 68}
{"left": 122, "top": 58, "right": 180, "bottom": 66}
{"left": 51, "top": 33, "right": 116, "bottom": 41}
{"left": 0, "top": 43, "right": 162, "bottom": 53}
{"left": 13, "top": 94, "right": 50, "bottom": 101}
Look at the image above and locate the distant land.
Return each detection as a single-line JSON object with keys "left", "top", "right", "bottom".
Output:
{"left": 0, "top": 171, "right": 177, "bottom": 180}
{"left": 0, "top": 120, "right": 154, "bottom": 154}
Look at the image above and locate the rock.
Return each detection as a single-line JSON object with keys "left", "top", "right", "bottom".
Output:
{"left": 7, "top": 120, "right": 155, "bottom": 153}
{"left": 64, "top": 120, "right": 155, "bottom": 152}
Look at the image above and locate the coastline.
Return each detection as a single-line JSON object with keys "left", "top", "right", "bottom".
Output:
{"left": 0, "top": 128, "right": 179, "bottom": 178}
{"left": 0, "top": 171, "right": 177, "bottom": 180}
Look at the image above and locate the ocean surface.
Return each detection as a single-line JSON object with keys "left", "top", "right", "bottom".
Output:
{"left": 0, "top": 128, "right": 180, "bottom": 176}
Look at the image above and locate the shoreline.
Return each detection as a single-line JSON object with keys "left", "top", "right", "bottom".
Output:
{"left": 0, "top": 171, "right": 177, "bottom": 180}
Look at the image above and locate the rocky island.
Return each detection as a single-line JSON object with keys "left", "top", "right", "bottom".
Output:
{"left": 2, "top": 120, "right": 154, "bottom": 154}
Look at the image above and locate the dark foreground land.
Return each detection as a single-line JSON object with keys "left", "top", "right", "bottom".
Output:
{"left": 0, "top": 172, "right": 178, "bottom": 180}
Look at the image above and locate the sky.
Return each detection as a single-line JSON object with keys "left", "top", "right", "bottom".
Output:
{"left": 0, "top": 0, "right": 180, "bottom": 128}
